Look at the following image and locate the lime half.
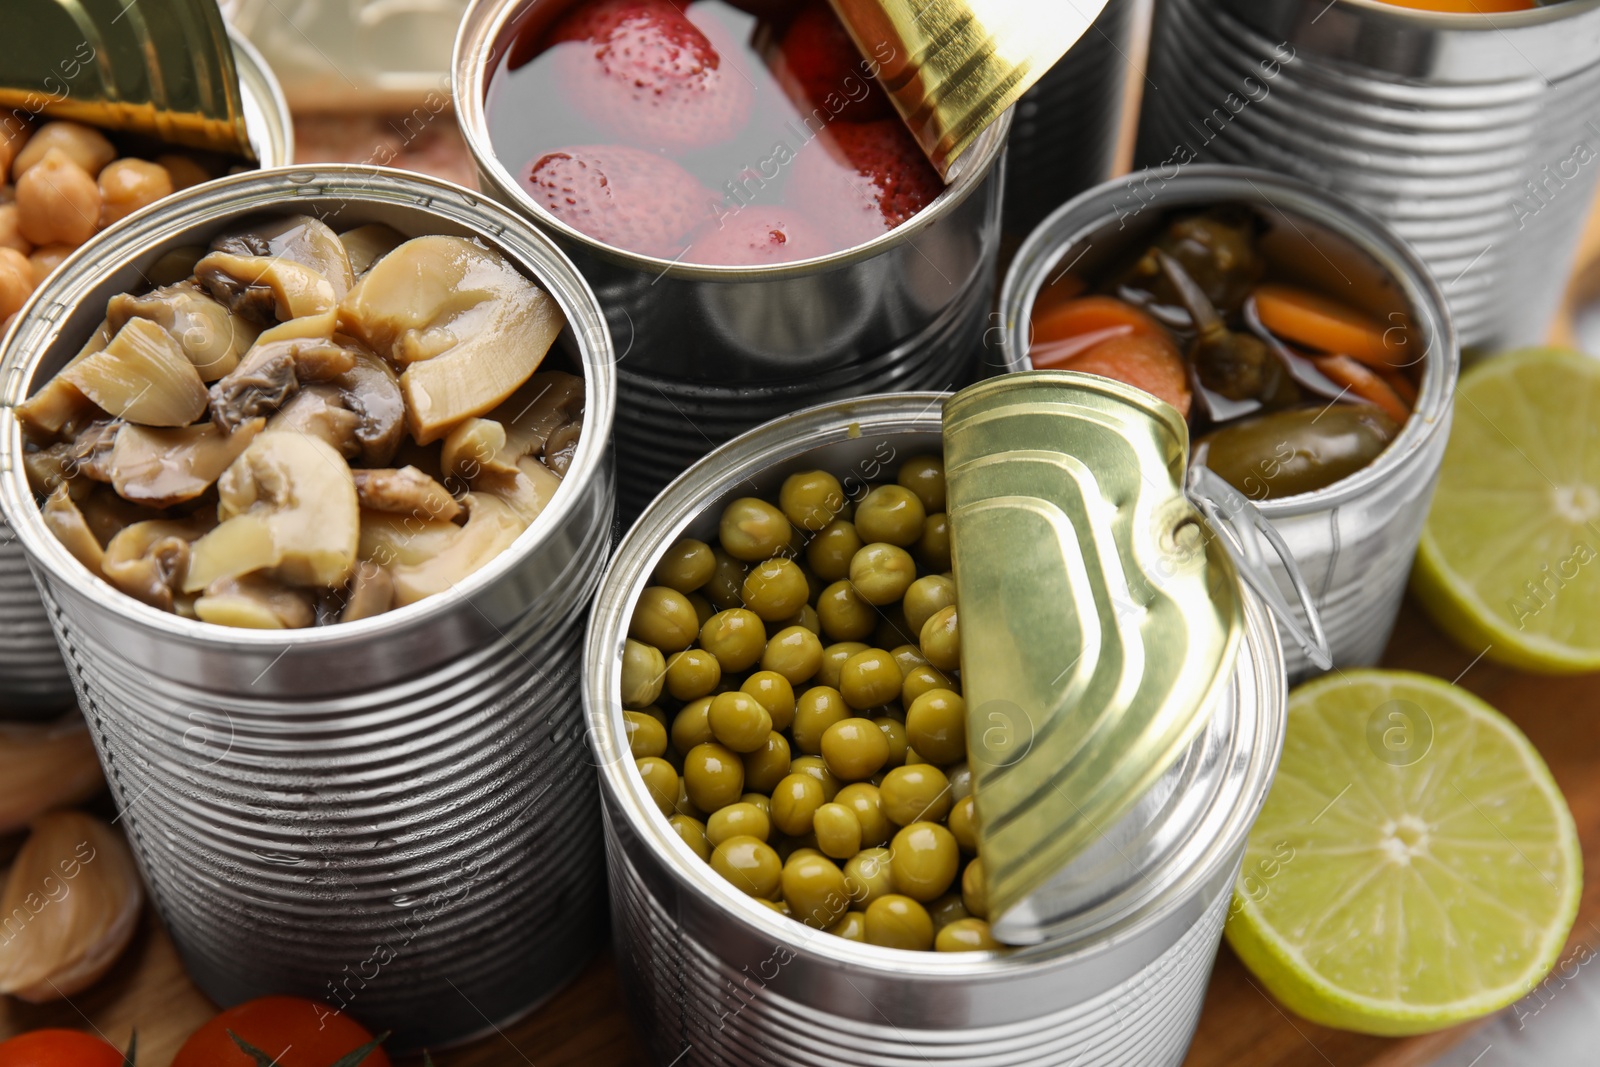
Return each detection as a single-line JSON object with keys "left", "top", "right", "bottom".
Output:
{"left": 1414, "top": 347, "right": 1600, "bottom": 673}
{"left": 1226, "top": 670, "right": 1581, "bottom": 1036}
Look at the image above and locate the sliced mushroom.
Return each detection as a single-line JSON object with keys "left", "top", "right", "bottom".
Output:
{"left": 211, "top": 214, "right": 354, "bottom": 299}
{"left": 338, "top": 224, "right": 406, "bottom": 276}
{"left": 16, "top": 322, "right": 110, "bottom": 441}
{"left": 442, "top": 371, "right": 585, "bottom": 484}
{"left": 76, "top": 486, "right": 167, "bottom": 548}
{"left": 42, "top": 486, "right": 104, "bottom": 577}
{"left": 106, "top": 281, "right": 259, "bottom": 382}
{"left": 484, "top": 456, "right": 562, "bottom": 525}
{"left": 193, "top": 575, "right": 315, "bottom": 629}
{"left": 332, "top": 350, "right": 404, "bottom": 467}
{"left": 267, "top": 385, "right": 361, "bottom": 458}
{"left": 147, "top": 244, "right": 206, "bottom": 287}
{"left": 207, "top": 337, "right": 358, "bottom": 432}
{"left": 338, "top": 236, "right": 565, "bottom": 444}
{"left": 442, "top": 418, "right": 516, "bottom": 483}
{"left": 351, "top": 466, "right": 461, "bottom": 523}
{"left": 194, "top": 251, "right": 337, "bottom": 326}
{"left": 255, "top": 308, "right": 337, "bottom": 345}
{"left": 184, "top": 432, "right": 359, "bottom": 593}
{"left": 60, "top": 319, "right": 208, "bottom": 427}
{"left": 64, "top": 420, "right": 118, "bottom": 482}
{"left": 103, "top": 515, "right": 213, "bottom": 611}
{"left": 390, "top": 492, "right": 528, "bottom": 607}
{"left": 109, "top": 417, "right": 265, "bottom": 507}
{"left": 545, "top": 420, "right": 581, "bottom": 477}
{"left": 339, "top": 561, "right": 394, "bottom": 623}
{"left": 358, "top": 509, "right": 463, "bottom": 568}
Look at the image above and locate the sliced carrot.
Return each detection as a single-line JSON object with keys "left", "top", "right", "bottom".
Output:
{"left": 1254, "top": 284, "right": 1399, "bottom": 369}
{"left": 1031, "top": 325, "right": 1134, "bottom": 370}
{"left": 1029, "top": 273, "right": 1089, "bottom": 320}
{"left": 1063, "top": 332, "right": 1192, "bottom": 417}
{"left": 1377, "top": 364, "right": 1419, "bottom": 407}
{"left": 1312, "top": 354, "right": 1410, "bottom": 425}
{"left": 1375, "top": 0, "right": 1533, "bottom": 11}
{"left": 1031, "top": 295, "right": 1166, "bottom": 350}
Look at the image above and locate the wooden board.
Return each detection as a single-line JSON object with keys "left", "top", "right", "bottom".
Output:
{"left": 4, "top": 114, "right": 1600, "bottom": 1067}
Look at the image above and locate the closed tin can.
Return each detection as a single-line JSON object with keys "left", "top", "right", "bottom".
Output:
{"left": 0, "top": 27, "right": 293, "bottom": 719}
{"left": 999, "top": 165, "right": 1458, "bottom": 678}
{"left": 1135, "top": 0, "right": 1600, "bottom": 352}
{"left": 0, "top": 167, "right": 615, "bottom": 1050}
{"left": 583, "top": 393, "right": 1285, "bottom": 1066}
{"left": 453, "top": 0, "right": 1010, "bottom": 516}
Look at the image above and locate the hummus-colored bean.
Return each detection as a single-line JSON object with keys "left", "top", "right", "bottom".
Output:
{"left": 13, "top": 121, "right": 115, "bottom": 179}
{"left": 0, "top": 247, "right": 36, "bottom": 320}
{"left": 98, "top": 158, "right": 173, "bottom": 227}
{"left": 15, "top": 149, "right": 100, "bottom": 247}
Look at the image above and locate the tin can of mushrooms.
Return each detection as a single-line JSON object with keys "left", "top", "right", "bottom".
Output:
{"left": 999, "top": 165, "right": 1458, "bottom": 679}
{"left": 1135, "top": 0, "right": 1600, "bottom": 352}
{"left": 0, "top": 28, "right": 292, "bottom": 720}
{"left": 582, "top": 393, "right": 1286, "bottom": 1067}
{"left": 453, "top": 0, "right": 1010, "bottom": 518}
{"left": 0, "top": 167, "right": 615, "bottom": 1050}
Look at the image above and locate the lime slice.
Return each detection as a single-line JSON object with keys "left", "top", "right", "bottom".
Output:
{"left": 1414, "top": 347, "right": 1600, "bottom": 673}
{"left": 1225, "top": 670, "right": 1581, "bottom": 1036}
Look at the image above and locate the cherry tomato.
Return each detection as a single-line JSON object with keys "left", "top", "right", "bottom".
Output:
{"left": 0, "top": 1030, "right": 124, "bottom": 1067}
{"left": 173, "top": 996, "right": 391, "bottom": 1067}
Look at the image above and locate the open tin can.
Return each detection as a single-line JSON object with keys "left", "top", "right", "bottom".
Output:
{"left": 453, "top": 0, "right": 1011, "bottom": 517}
{"left": 0, "top": 26, "right": 293, "bottom": 719}
{"left": 0, "top": 167, "right": 615, "bottom": 1050}
{"left": 1000, "top": 165, "right": 1458, "bottom": 679}
{"left": 583, "top": 392, "right": 1286, "bottom": 1066}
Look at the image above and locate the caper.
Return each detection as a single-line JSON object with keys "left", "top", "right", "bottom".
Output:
{"left": 896, "top": 455, "right": 946, "bottom": 513}
{"left": 917, "top": 513, "right": 951, "bottom": 573}
{"left": 816, "top": 580, "right": 876, "bottom": 641}
{"left": 760, "top": 625, "right": 823, "bottom": 686}
{"left": 742, "top": 557, "right": 810, "bottom": 622}
{"left": 901, "top": 575, "right": 955, "bottom": 638}
{"left": 636, "top": 756, "right": 678, "bottom": 816}
{"left": 935, "top": 917, "right": 999, "bottom": 952}
{"left": 770, "top": 772, "right": 825, "bottom": 836}
{"left": 623, "top": 710, "right": 668, "bottom": 759}
{"left": 629, "top": 586, "right": 700, "bottom": 652}
{"left": 711, "top": 835, "right": 782, "bottom": 899}
{"left": 928, "top": 892, "right": 969, "bottom": 931}
{"left": 700, "top": 608, "right": 767, "bottom": 672}
{"left": 671, "top": 697, "right": 715, "bottom": 755}
{"left": 621, "top": 639, "right": 666, "bottom": 709}
{"left": 779, "top": 469, "right": 845, "bottom": 532}
{"left": 664, "top": 647, "right": 721, "bottom": 701}
{"left": 948, "top": 795, "right": 979, "bottom": 853}
{"left": 813, "top": 802, "right": 862, "bottom": 859}
{"left": 709, "top": 691, "right": 773, "bottom": 753}
{"left": 683, "top": 742, "right": 745, "bottom": 812}
{"left": 706, "top": 548, "right": 748, "bottom": 611}
{"left": 1197, "top": 404, "right": 1400, "bottom": 500}
{"left": 817, "top": 641, "right": 869, "bottom": 689}
{"left": 874, "top": 716, "right": 909, "bottom": 769}
{"left": 880, "top": 764, "right": 951, "bottom": 825}
{"left": 806, "top": 520, "right": 863, "bottom": 582}
{"left": 653, "top": 537, "right": 717, "bottom": 593}
{"left": 962, "top": 857, "right": 988, "bottom": 919}
{"left": 740, "top": 670, "right": 796, "bottom": 732}
{"left": 782, "top": 852, "right": 850, "bottom": 928}
{"left": 889, "top": 821, "right": 959, "bottom": 902}
{"left": 720, "top": 497, "right": 794, "bottom": 562}
{"left": 742, "top": 731, "right": 792, "bottom": 793}
{"left": 919, "top": 605, "right": 960, "bottom": 672}
{"left": 792, "top": 685, "right": 849, "bottom": 755}
{"left": 669, "top": 813, "right": 711, "bottom": 861}
{"left": 843, "top": 847, "right": 895, "bottom": 906}
{"left": 820, "top": 716, "right": 892, "bottom": 783}
{"left": 848, "top": 542, "right": 916, "bottom": 606}
{"left": 828, "top": 910, "right": 867, "bottom": 942}
{"left": 707, "top": 801, "right": 772, "bottom": 846}
{"left": 906, "top": 688, "right": 966, "bottom": 765}
{"left": 789, "top": 755, "right": 842, "bottom": 801}
{"left": 835, "top": 782, "right": 891, "bottom": 848}
{"left": 838, "top": 648, "right": 902, "bottom": 710}
{"left": 902, "top": 663, "right": 954, "bottom": 707}
{"left": 864, "top": 894, "right": 933, "bottom": 950}
{"left": 854, "top": 485, "right": 925, "bottom": 547}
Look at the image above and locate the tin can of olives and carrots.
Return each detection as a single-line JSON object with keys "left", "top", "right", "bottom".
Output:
{"left": 582, "top": 392, "right": 1287, "bottom": 1067}
{"left": 999, "top": 165, "right": 1459, "bottom": 679}
{"left": 0, "top": 27, "right": 293, "bottom": 720}
{"left": 452, "top": 0, "right": 1012, "bottom": 519}
{"left": 1135, "top": 0, "right": 1600, "bottom": 352}
{"left": 0, "top": 167, "right": 616, "bottom": 1050}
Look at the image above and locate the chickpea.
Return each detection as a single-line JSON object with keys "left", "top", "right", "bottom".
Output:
{"left": 0, "top": 248, "right": 34, "bottom": 321}
{"left": 13, "top": 122, "right": 115, "bottom": 179}
{"left": 15, "top": 149, "right": 100, "bottom": 247}
{"left": 28, "top": 244, "right": 71, "bottom": 286}
{"left": 0, "top": 117, "right": 31, "bottom": 179}
{"left": 98, "top": 158, "right": 173, "bottom": 228}
{"left": 157, "top": 153, "right": 214, "bottom": 192}
{"left": 0, "top": 204, "right": 27, "bottom": 253}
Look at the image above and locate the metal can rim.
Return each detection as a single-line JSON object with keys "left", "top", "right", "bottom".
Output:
{"left": 451, "top": 0, "right": 1015, "bottom": 280}
{"left": 998, "top": 163, "right": 1460, "bottom": 520}
{"left": 0, "top": 164, "right": 616, "bottom": 655}
{"left": 228, "top": 26, "right": 296, "bottom": 168}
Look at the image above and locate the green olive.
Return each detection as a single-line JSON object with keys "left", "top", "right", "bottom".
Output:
{"left": 838, "top": 648, "right": 902, "bottom": 710}
{"left": 962, "top": 857, "right": 988, "bottom": 918}
{"left": 854, "top": 485, "right": 926, "bottom": 547}
{"left": 620, "top": 639, "right": 666, "bottom": 709}
{"left": 792, "top": 685, "right": 849, "bottom": 755}
{"left": 896, "top": 455, "right": 946, "bottom": 513}
{"left": 707, "top": 801, "right": 772, "bottom": 846}
{"left": 864, "top": 894, "right": 933, "bottom": 950}
{"left": 848, "top": 543, "right": 916, "bottom": 606}
{"left": 740, "top": 670, "right": 796, "bottom": 732}
{"left": 917, "top": 513, "right": 951, "bottom": 573}
{"left": 948, "top": 795, "right": 979, "bottom": 853}
{"left": 720, "top": 497, "right": 794, "bottom": 562}
{"left": 742, "top": 557, "right": 810, "bottom": 622}
{"left": 682, "top": 742, "right": 745, "bottom": 812}
{"left": 669, "top": 814, "right": 711, "bottom": 861}
{"left": 708, "top": 691, "right": 773, "bottom": 753}
{"left": 806, "top": 520, "right": 863, "bottom": 582}
{"left": 880, "top": 764, "right": 951, "bottom": 825}
{"left": 902, "top": 663, "right": 954, "bottom": 707}
{"left": 828, "top": 911, "right": 867, "bottom": 942}
{"left": 905, "top": 688, "right": 966, "bottom": 765}
{"left": 711, "top": 835, "right": 782, "bottom": 899}
{"left": 817, "top": 642, "right": 869, "bottom": 689}
{"left": 813, "top": 801, "right": 863, "bottom": 859}
{"left": 686, "top": 592, "right": 715, "bottom": 627}
{"left": 706, "top": 548, "right": 749, "bottom": 611}
{"left": 770, "top": 772, "right": 825, "bottom": 836}
{"left": 781, "top": 852, "right": 850, "bottom": 928}
{"left": 636, "top": 756, "right": 678, "bottom": 816}
{"left": 760, "top": 625, "right": 823, "bottom": 686}
{"left": 874, "top": 717, "right": 909, "bottom": 769}
{"left": 928, "top": 892, "right": 969, "bottom": 931}
{"left": 889, "top": 821, "right": 959, "bottom": 902}
{"left": 816, "top": 580, "right": 876, "bottom": 642}
{"left": 623, "top": 710, "right": 668, "bottom": 759}
{"left": 820, "top": 717, "right": 891, "bottom": 781}
{"left": 700, "top": 608, "right": 768, "bottom": 672}
{"left": 901, "top": 576, "right": 955, "bottom": 638}
{"left": 664, "top": 647, "right": 721, "bottom": 701}
{"left": 835, "top": 782, "right": 891, "bottom": 848}
{"left": 779, "top": 469, "right": 845, "bottom": 532}
{"left": 629, "top": 586, "right": 700, "bottom": 652}
{"left": 919, "top": 605, "right": 960, "bottom": 672}
{"left": 741, "top": 731, "right": 792, "bottom": 793}
{"left": 789, "top": 755, "right": 842, "bottom": 801}
{"left": 1197, "top": 404, "right": 1400, "bottom": 501}
{"left": 653, "top": 538, "right": 717, "bottom": 593}
{"left": 843, "top": 847, "right": 895, "bottom": 906}
{"left": 936, "top": 917, "right": 999, "bottom": 952}
{"left": 670, "top": 697, "right": 715, "bottom": 755}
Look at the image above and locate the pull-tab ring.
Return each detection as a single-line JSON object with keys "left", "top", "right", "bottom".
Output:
{"left": 1185, "top": 466, "right": 1333, "bottom": 671}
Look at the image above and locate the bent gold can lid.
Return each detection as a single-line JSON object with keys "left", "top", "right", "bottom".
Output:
{"left": 944, "top": 371, "right": 1245, "bottom": 941}
{"left": 830, "top": 0, "right": 1110, "bottom": 180}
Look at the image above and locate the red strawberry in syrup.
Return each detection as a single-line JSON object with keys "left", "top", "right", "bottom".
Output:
{"left": 688, "top": 207, "right": 833, "bottom": 265}
{"left": 549, "top": 0, "right": 754, "bottom": 154}
{"left": 777, "top": 1, "right": 892, "bottom": 123}
{"left": 523, "top": 144, "right": 719, "bottom": 258}
{"left": 787, "top": 119, "right": 945, "bottom": 247}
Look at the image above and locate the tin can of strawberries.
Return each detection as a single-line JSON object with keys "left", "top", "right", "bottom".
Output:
{"left": 454, "top": 0, "right": 1010, "bottom": 517}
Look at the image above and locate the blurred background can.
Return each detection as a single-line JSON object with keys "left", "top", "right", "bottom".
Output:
{"left": 583, "top": 393, "right": 1286, "bottom": 1067}
{"left": 0, "top": 168, "right": 615, "bottom": 1051}
{"left": 1135, "top": 0, "right": 1600, "bottom": 353}
{"left": 1000, "top": 166, "right": 1457, "bottom": 679}
{"left": 0, "top": 26, "right": 292, "bottom": 720}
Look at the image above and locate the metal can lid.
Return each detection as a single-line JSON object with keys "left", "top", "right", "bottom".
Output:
{"left": 945, "top": 370, "right": 1245, "bottom": 943}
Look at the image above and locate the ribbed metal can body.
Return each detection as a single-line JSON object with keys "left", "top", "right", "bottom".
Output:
{"left": 1003, "top": 0, "right": 1134, "bottom": 241}
{"left": 0, "top": 168, "right": 617, "bottom": 1051}
{"left": 0, "top": 29, "right": 293, "bottom": 720}
{"left": 1135, "top": 0, "right": 1600, "bottom": 351}
{"left": 1000, "top": 166, "right": 1458, "bottom": 679}
{"left": 583, "top": 394, "right": 1286, "bottom": 1066}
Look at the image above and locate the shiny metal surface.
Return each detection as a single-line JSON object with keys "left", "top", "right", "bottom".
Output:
{"left": 999, "top": 166, "right": 1458, "bottom": 679}
{"left": 0, "top": 168, "right": 616, "bottom": 1050}
{"left": 1135, "top": 0, "right": 1600, "bottom": 351}
{"left": 583, "top": 394, "right": 1286, "bottom": 1064}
